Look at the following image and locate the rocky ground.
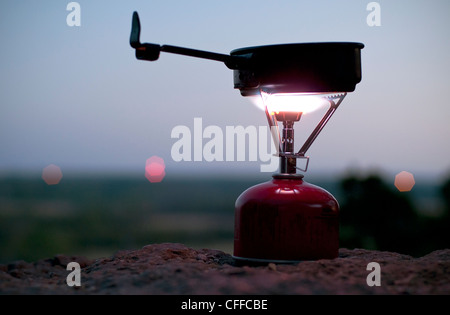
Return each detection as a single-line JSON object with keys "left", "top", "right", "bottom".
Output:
{"left": 0, "top": 243, "right": 449, "bottom": 295}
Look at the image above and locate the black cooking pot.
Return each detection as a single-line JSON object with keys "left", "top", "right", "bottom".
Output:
{"left": 231, "top": 42, "right": 363, "bottom": 96}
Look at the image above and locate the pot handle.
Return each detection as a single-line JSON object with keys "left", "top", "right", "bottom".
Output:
{"left": 130, "top": 12, "right": 249, "bottom": 69}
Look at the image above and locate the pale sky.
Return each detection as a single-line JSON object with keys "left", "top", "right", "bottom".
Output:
{"left": 1, "top": 0, "right": 449, "bottom": 180}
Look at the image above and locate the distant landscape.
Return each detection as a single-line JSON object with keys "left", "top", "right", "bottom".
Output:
{"left": 1, "top": 172, "right": 449, "bottom": 263}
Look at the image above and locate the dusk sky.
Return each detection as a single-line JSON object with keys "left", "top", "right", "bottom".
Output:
{"left": 1, "top": 0, "right": 449, "bottom": 180}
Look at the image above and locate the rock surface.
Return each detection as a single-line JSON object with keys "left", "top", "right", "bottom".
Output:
{"left": 1, "top": 243, "right": 449, "bottom": 295}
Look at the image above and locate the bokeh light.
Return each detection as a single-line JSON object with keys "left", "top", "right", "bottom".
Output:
{"left": 42, "top": 164, "right": 63, "bottom": 185}
{"left": 394, "top": 171, "right": 415, "bottom": 192}
{"left": 145, "top": 156, "right": 166, "bottom": 183}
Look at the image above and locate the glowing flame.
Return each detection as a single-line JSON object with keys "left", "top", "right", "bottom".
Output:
{"left": 250, "top": 92, "right": 329, "bottom": 114}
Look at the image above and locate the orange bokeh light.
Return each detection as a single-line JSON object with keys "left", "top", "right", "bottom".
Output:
{"left": 394, "top": 171, "right": 415, "bottom": 192}
{"left": 42, "top": 164, "right": 63, "bottom": 185}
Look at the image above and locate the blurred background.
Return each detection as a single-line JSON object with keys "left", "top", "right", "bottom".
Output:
{"left": 1, "top": 173, "right": 450, "bottom": 263}
{"left": 1, "top": 1, "right": 449, "bottom": 263}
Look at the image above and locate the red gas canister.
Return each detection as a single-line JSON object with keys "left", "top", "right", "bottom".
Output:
{"left": 234, "top": 175, "right": 339, "bottom": 263}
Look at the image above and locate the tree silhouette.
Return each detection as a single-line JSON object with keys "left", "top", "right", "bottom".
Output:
{"left": 339, "top": 173, "right": 420, "bottom": 255}
{"left": 441, "top": 176, "right": 450, "bottom": 212}
{"left": 436, "top": 176, "right": 450, "bottom": 248}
